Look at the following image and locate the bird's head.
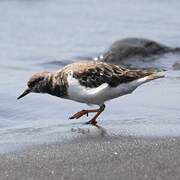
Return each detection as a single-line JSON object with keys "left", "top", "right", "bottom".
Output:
{"left": 17, "top": 71, "right": 52, "bottom": 100}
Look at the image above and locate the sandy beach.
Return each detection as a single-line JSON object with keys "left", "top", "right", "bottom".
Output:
{"left": 1, "top": 135, "right": 180, "bottom": 180}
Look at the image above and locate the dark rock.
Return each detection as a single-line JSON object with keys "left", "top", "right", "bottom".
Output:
{"left": 101, "top": 38, "right": 180, "bottom": 63}
{"left": 173, "top": 61, "right": 180, "bottom": 70}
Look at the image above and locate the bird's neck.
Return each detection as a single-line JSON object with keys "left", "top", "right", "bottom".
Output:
{"left": 46, "top": 72, "right": 68, "bottom": 98}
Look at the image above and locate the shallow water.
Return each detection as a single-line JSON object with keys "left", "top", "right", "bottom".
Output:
{"left": 0, "top": 0, "right": 180, "bottom": 154}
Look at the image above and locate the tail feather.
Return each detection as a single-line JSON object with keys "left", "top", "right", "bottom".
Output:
{"left": 146, "top": 72, "right": 165, "bottom": 81}
{"left": 137, "top": 72, "right": 165, "bottom": 84}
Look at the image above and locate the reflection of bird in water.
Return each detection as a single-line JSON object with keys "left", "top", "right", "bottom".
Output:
{"left": 71, "top": 124, "right": 107, "bottom": 136}
{"left": 17, "top": 61, "right": 164, "bottom": 126}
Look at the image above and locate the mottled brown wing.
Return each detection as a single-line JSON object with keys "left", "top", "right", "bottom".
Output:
{"left": 71, "top": 62, "right": 155, "bottom": 88}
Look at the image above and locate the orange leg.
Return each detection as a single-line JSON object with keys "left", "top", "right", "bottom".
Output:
{"left": 69, "top": 104, "right": 105, "bottom": 126}
{"left": 86, "top": 104, "right": 105, "bottom": 125}
{"left": 69, "top": 108, "right": 100, "bottom": 119}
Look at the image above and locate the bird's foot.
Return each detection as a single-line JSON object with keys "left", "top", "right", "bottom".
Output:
{"left": 85, "top": 118, "right": 97, "bottom": 126}
{"left": 69, "top": 110, "right": 89, "bottom": 119}
{"left": 85, "top": 120, "right": 101, "bottom": 129}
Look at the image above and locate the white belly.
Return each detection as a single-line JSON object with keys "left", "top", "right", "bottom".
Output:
{"left": 67, "top": 74, "right": 143, "bottom": 105}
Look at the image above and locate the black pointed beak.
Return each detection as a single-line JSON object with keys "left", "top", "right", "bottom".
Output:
{"left": 17, "top": 88, "right": 31, "bottom": 100}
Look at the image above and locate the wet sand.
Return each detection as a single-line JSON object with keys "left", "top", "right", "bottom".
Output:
{"left": 1, "top": 136, "right": 180, "bottom": 180}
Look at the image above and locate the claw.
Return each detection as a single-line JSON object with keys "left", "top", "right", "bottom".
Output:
{"left": 85, "top": 119, "right": 97, "bottom": 125}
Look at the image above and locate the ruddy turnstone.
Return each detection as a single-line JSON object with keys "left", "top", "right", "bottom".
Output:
{"left": 17, "top": 61, "right": 164, "bottom": 125}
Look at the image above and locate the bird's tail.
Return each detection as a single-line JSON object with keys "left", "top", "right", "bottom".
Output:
{"left": 137, "top": 72, "right": 165, "bottom": 84}
{"left": 146, "top": 72, "right": 165, "bottom": 81}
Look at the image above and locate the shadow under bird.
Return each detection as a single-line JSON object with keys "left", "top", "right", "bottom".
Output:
{"left": 17, "top": 61, "right": 164, "bottom": 126}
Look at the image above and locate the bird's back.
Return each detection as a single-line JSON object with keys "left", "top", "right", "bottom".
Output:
{"left": 58, "top": 61, "right": 157, "bottom": 88}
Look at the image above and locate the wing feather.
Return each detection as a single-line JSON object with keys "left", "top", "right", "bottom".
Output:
{"left": 61, "top": 61, "right": 156, "bottom": 88}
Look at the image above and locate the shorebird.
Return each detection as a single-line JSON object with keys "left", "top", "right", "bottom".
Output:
{"left": 17, "top": 61, "right": 164, "bottom": 125}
